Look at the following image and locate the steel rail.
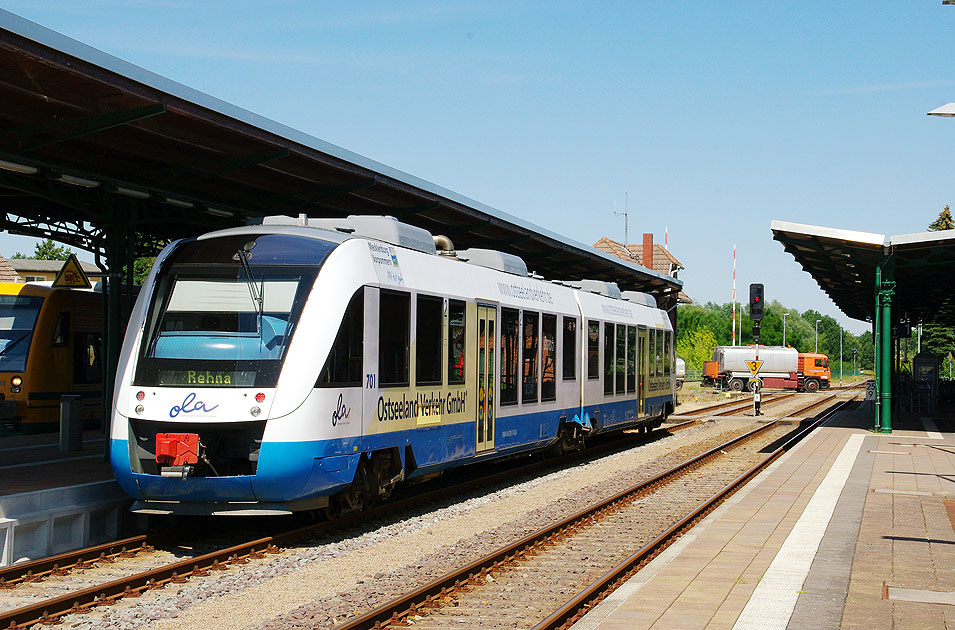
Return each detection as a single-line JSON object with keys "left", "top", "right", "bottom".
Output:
{"left": 676, "top": 391, "right": 792, "bottom": 417}
{"left": 0, "top": 533, "right": 172, "bottom": 588}
{"left": 331, "top": 414, "right": 795, "bottom": 630}
{"left": 712, "top": 391, "right": 797, "bottom": 416}
{"left": 532, "top": 396, "right": 856, "bottom": 630}
{"left": 0, "top": 416, "right": 697, "bottom": 628}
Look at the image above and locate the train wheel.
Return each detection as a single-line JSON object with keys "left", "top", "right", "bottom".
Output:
{"left": 805, "top": 378, "right": 820, "bottom": 393}
{"left": 553, "top": 424, "right": 585, "bottom": 455}
{"left": 729, "top": 378, "right": 744, "bottom": 392}
{"left": 325, "top": 459, "right": 379, "bottom": 519}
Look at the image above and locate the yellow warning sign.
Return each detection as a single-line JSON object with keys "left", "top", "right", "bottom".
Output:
{"left": 746, "top": 360, "right": 763, "bottom": 376}
{"left": 52, "top": 254, "right": 92, "bottom": 289}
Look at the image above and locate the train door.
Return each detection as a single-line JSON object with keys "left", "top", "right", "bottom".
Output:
{"left": 476, "top": 304, "right": 496, "bottom": 453}
{"left": 638, "top": 326, "right": 647, "bottom": 414}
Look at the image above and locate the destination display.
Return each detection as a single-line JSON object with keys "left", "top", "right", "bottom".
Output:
{"left": 157, "top": 369, "right": 256, "bottom": 387}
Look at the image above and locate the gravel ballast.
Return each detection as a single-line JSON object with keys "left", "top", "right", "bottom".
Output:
{"left": 55, "top": 417, "right": 765, "bottom": 630}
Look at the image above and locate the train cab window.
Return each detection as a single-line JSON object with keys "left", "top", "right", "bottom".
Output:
{"left": 500, "top": 308, "right": 519, "bottom": 405}
{"left": 562, "top": 317, "right": 577, "bottom": 380}
{"left": 379, "top": 290, "right": 410, "bottom": 386}
{"left": 615, "top": 324, "right": 626, "bottom": 394}
{"left": 73, "top": 332, "right": 102, "bottom": 384}
{"left": 603, "top": 323, "right": 614, "bottom": 395}
{"left": 626, "top": 326, "right": 636, "bottom": 393}
{"left": 541, "top": 314, "right": 556, "bottom": 402}
{"left": 52, "top": 311, "right": 70, "bottom": 346}
{"left": 416, "top": 295, "right": 443, "bottom": 385}
{"left": 448, "top": 300, "right": 466, "bottom": 384}
{"left": 523, "top": 311, "right": 539, "bottom": 403}
{"left": 587, "top": 321, "right": 600, "bottom": 380}
{"left": 318, "top": 289, "right": 364, "bottom": 387}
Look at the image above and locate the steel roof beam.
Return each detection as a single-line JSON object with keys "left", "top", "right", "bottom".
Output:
{"left": 3, "top": 103, "right": 165, "bottom": 153}
{"left": 140, "top": 146, "right": 289, "bottom": 185}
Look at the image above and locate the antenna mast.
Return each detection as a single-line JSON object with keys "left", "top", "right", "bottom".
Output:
{"left": 613, "top": 192, "right": 629, "bottom": 245}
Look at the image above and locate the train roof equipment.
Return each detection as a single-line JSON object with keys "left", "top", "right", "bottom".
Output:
{"left": 457, "top": 248, "right": 529, "bottom": 276}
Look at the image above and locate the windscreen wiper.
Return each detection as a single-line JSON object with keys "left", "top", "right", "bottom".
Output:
{"left": 236, "top": 247, "right": 265, "bottom": 331}
{"left": 0, "top": 331, "right": 31, "bottom": 358}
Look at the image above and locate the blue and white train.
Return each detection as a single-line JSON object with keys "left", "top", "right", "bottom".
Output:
{"left": 110, "top": 215, "right": 676, "bottom": 516}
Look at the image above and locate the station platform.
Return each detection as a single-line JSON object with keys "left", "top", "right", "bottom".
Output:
{"left": 574, "top": 401, "right": 955, "bottom": 630}
{"left": 0, "top": 430, "right": 129, "bottom": 567}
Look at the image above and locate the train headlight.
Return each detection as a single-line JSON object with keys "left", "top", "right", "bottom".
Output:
{"left": 255, "top": 392, "right": 265, "bottom": 403}
{"left": 250, "top": 406, "right": 261, "bottom": 417}
{"left": 11, "top": 376, "right": 21, "bottom": 387}
{"left": 135, "top": 404, "right": 145, "bottom": 415}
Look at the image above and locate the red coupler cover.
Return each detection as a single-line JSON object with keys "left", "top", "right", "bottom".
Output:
{"left": 155, "top": 433, "right": 199, "bottom": 466}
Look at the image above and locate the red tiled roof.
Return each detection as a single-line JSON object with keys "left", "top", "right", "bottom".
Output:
{"left": 0, "top": 255, "right": 23, "bottom": 283}
{"left": 594, "top": 237, "right": 691, "bottom": 303}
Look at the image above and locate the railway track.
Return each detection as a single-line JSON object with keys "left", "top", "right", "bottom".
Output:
{"left": 0, "top": 419, "right": 700, "bottom": 629}
{"left": 331, "top": 393, "right": 853, "bottom": 630}
{"left": 675, "top": 390, "right": 795, "bottom": 417}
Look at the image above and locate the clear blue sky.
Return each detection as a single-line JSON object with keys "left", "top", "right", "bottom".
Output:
{"left": 5, "top": 1, "right": 955, "bottom": 335}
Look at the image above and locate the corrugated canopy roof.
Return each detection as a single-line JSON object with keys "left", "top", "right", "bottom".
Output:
{"left": 771, "top": 220, "right": 955, "bottom": 326}
{"left": 0, "top": 10, "right": 681, "bottom": 301}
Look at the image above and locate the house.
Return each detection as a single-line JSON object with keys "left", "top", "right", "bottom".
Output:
{"left": 0, "top": 255, "right": 21, "bottom": 283}
{"left": 7, "top": 258, "right": 102, "bottom": 283}
{"left": 593, "top": 233, "right": 692, "bottom": 303}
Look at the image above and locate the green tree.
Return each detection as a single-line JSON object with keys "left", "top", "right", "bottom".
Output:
{"left": 12, "top": 238, "right": 74, "bottom": 260}
{"left": 929, "top": 205, "right": 955, "bottom": 231}
{"left": 676, "top": 325, "right": 718, "bottom": 370}
{"left": 123, "top": 257, "right": 155, "bottom": 285}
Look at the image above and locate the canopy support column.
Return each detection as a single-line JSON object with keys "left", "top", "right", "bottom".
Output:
{"left": 875, "top": 256, "right": 895, "bottom": 433}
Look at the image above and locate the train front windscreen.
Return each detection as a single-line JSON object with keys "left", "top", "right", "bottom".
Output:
{"left": 134, "top": 234, "right": 337, "bottom": 388}
{"left": 0, "top": 294, "right": 43, "bottom": 372}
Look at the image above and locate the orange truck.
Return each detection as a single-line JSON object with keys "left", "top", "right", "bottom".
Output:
{"left": 702, "top": 346, "right": 830, "bottom": 392}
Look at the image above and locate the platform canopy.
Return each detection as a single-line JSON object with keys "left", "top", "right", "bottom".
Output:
{"left": 771, "top": 220, "right": 955, "bottom": 326}
{"left": 0, "top": 10, "right": 681, "bottom": 300}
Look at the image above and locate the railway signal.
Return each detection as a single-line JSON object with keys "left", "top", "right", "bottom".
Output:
{"left": 749, "top": 283, "right": 764, "bottom": 322}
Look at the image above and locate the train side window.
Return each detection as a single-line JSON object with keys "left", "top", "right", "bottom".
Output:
{"left": 603, "top": 323, "right": 614, "bottom": 395}
{"left": 541, "top": 313, "right": 556, "bottom": 402}
{"left": 627, "top": 325, "right": 636, "bottom": 393}
{"left": 500, "top": 308, "right": 519, "bottom": 405}
{"left": 587, "top": 321, "right": 600, "bottom": 379}
{"left": 562, "top": 317, "right": 576, "bottom": 380}
{"left": 615, "top": 324, "right": 626, "bottom": 394}
{"left": 664, "top": 332, "right": 671, "bottom": 377}
{"left": 448, "top": 300, "right": 466, "bottom": 384}
{"left": 648, "top": 328, "right": 656, "bottom": 377}
{"left": 656, "top": 328, "right": 663, "bottom": 376}
{"left": 523, "top": 311, "right": 539, "bottom": 403}
{"left": 318, "top": 289, "right": 364, "bottom": 387}
{"left": 379, "top": 290, "right": 410, "bottom": 386}
{"left": 73, "top": 332, "right": 102, "bottom": 384}
{"left": 416, "top": 295, "right": 443, "bottom": 385}
{"left": 52, "top": 311, "right": 70, "bottom": 346}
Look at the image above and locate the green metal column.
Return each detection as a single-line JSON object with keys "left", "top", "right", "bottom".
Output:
{"left": 877, "top": 257, "right": 895, "bottom": 433}
{"left": 874, "top": 265, "right": 882, "bottom": 432}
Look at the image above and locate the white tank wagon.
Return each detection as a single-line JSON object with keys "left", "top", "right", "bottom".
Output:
{"left": 716, "top": 345, "right": 797, "bottom": 375}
